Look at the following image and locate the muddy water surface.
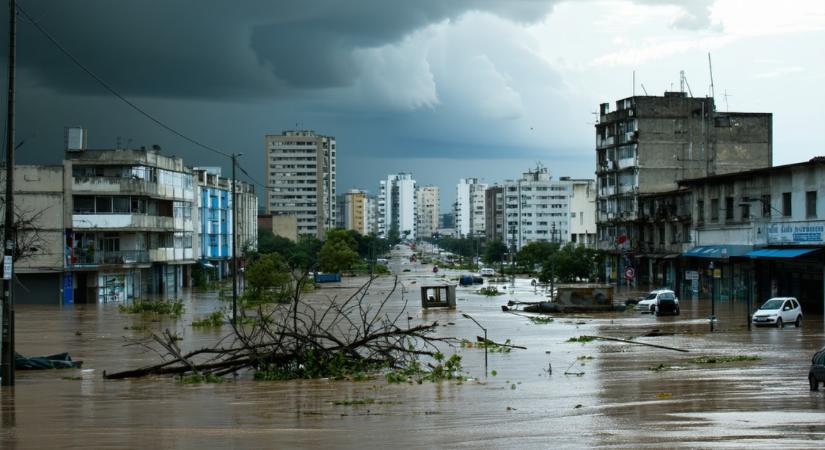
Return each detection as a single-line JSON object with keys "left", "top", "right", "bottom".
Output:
{"left": 2, "top": 263, "right": 825, "bottom": 449}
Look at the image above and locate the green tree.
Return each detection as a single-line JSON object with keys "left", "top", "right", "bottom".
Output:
{"left": 541, "top": 244, "right": 600, "bottom": 283}
{"left": 517, "top": 241, "right": 560, "bottom": 272}
{"left": 483, "top": 239, "right": 507, "bottom": 266}
{"left": 318, "top": 239, "right": 359, "bottom": 273}
{"left": 246, "top": 253, "right": 291, "bottom": 301}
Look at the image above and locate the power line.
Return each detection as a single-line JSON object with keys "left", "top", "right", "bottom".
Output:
{"left": 15, "top": 3, "right": 231, "bottom": 159}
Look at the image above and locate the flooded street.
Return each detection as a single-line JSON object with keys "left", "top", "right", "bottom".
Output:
{"left": 3, "top": 257, "right": 825, "bottom": 449}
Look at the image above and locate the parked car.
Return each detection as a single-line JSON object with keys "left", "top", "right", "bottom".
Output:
{"left": 480, "top": 267, "right": 495, "bottom": 277}
{"left": 751, "top": 297, "right": 802, "bottom": 328}
{"left": 636, "top": 289, "right": 680, "bottom": 315}
{"left": 809, "top": 347, "right": 825, "bottom": 391}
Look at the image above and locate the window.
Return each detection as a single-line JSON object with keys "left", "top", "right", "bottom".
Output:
{"left": 741, "top": 203, "right": 750, "bottom": 222}
{"left": 73, "top": 196, "right": 95, "bottom": 213}
{"left": 697, "top": 200, "right": 704, "bottom": 223}
{"left": 710, "top": 198, "right": 719, "bottom": 222}
{"left": 96, "top": 196, "right": 113, "bottom": 213}
{"left": 806, "top": 191, "right": 817, "bottom": 218}
{"left": 761, "top": 194, "right": 771, "bottom": 217}
{"left": 725, "top": 197, "right": 734, "bottom": 220}
{"left": 782, "top": 192, "right": 792, "bottom": 217}
{"left": 113, "top": 197, "right": 130, "bottom": 213}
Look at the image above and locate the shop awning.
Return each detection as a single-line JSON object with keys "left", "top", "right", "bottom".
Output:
{"left": 745, "top": 248, "right": 819, "bottom": 258}
{"left": 683, "top": 245, "right": 752, "bottom": 259}
{"left": 198, "top": 260, "right": 216, "bottom": 268}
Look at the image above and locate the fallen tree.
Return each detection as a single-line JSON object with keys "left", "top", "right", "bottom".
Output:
{"left": 105, "top": 275, "right": 456, "bottom": 381}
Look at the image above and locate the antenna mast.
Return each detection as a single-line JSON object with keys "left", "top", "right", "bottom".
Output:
{"left": 708, "top": 53, "right": 715, "bottom": 103}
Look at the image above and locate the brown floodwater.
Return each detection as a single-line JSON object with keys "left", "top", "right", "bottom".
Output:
{"left": 2, "top": 259, "right": 825, "bottom": 449}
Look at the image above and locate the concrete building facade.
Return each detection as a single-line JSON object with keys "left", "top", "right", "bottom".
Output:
{"left": 455, "top": 178, "right": 487, "bottom": 238}
{"left": 64, "top": 147, "right": 197, "bottom": 303}
{"left": 378, "top": 173, "right": 416, "bottom": 240}
{"left": 504, "top": 168, "right": 580, "bottom": 251}
{"left": 569, "top": 179, "right": 597, "bottom": 247}
{"left": 594, "top": 92, "right": 772, "bottom": 284}
{"left": 265, "top": 130, "right": 336, "bottom": 239}
{"left": 415, "top": 185, "right": 440, "bottom": 240}
{"left": 342, "top": 189, "right": 369, "bottom": 235}
{"left": 484, "top": 186, "right": 505, "bottom": 242}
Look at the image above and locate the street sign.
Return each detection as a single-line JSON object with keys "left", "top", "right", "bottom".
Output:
{"left": 624, "top": 266, "right": 635, "bottom": 280}
{"left": 2, "top": 256, "right": 11, "bottom": 280}
{"left": 713, "top": 268, "right": 722, "bottom": 279}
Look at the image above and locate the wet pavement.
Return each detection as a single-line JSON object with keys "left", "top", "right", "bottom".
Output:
{"left": 2, "top": 250, "right": 825, "bottom": 448}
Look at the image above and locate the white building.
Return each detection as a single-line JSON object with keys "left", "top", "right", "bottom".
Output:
{"left": 265, "top": 130, "right": 336, "bottom": 239}
{"left": 569, "top": 179, "right": 597, "bottom": 247}
{"left": 505, "top": 167, "right": 595, "bottom": 250}
{"left": 378, "top": 173, "right": 417, "bottom": 240}
{"left": 455, "top": 178, "right": 487, "bottom": 238}
{"left": 416, "top": 185, "right": 440, "bottom": 240}
{"left": 65, "top": 147, "right": 196, "bottom": 303}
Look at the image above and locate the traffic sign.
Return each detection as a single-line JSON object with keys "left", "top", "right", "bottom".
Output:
{"left": 624, "top": 266, "right": 635, "bottom": 280}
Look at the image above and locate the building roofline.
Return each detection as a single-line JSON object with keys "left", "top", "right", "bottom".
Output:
{"left": 678, "top": 157, "right": 825, "bottom": 186}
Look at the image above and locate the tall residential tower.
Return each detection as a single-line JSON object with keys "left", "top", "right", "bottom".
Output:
{"left": 265, "top": 130, "right": 336, "bottom": 239}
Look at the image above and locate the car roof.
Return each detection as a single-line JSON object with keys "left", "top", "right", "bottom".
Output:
{"left": 650, "top": 289, "right": 675, "bottom": 294}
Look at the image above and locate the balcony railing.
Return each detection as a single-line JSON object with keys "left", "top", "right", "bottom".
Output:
{"left": 70, "top": 250, "right": 150, "bottom": 266}
{"left": 72, "top": 176, "right": 194, "bottom": 201}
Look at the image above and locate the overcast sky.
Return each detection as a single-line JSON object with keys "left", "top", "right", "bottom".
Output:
{"left": 3, "top": 0, "right": 824, "bottom": 212}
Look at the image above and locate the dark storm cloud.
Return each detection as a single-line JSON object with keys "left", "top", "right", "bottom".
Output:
{"left": 4, "top": 0, "right": 557, "bottom": 99}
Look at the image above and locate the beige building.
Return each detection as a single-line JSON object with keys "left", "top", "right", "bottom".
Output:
{"left": 343, "top": 189, "right": 368, "bottom": 235}
{"left": 416, "top": 185, "right": 439, "bottom": 239}
{"left": 265, "top": 130, "right": 336, "bottom": 239}
{"left": 1, "top": 165, "right": 66, "bottom": 304}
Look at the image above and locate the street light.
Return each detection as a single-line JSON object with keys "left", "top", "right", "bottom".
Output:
{"left": 461, "top": 313, "right": 487, "bottom": 377}
{"left": 708, "top": 260, "right": 716, "bottom": 332}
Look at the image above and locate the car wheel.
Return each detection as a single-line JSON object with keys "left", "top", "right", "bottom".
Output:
{"left": 810, "top": 375, "right": 819, "bottom": 391}
{"left": 650, "top": 305, "right": 656, "bottom": 315}
{"left": 776, "top": 317, "right": 783, "bottom": 328}
{"left": 675, "top": 307, "right": 680, "bottom": 316}
{"left": 795, "top": 316, "right": 801, "bottom": 328}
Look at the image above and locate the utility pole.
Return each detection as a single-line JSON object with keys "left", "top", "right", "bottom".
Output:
{"left": 1, "top": 0, "right": 17, "bottom": 386}
{"left": 230, "top": 153, "right": 240, "bottom": 324}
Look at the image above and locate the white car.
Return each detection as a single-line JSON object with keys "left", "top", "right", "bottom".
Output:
{"left": 752, "top": 297, "right": 802, "bottom": 328}
{"left": 636, "top": 289, "right": 679, "bottom": 315}
{"left": 479, "top": 267, "right": 496, "bottom": 276}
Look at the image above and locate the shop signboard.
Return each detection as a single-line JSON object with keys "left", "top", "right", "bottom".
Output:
{"left": 766, "top": 220, "right": 825, "bottom": 245}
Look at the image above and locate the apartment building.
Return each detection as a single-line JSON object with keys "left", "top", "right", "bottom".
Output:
{"left": 193, "top": 167, "right": 257, "bottom": 279}
{"left": 64, "top": 146, "right": 196, "bottom": 303}
{"left": 342, "top": 189, "right": 369, "bottom": 235}
{"left": 595, "top": 92, "right": 772, "bottom": 284}
{"left": 484, "top": 185, "right": 505, "bottom": 242}
{"left": 569, "top": 179, "right": 597, "bottom": 247}
{"left": 504, "top": 167, "right": 587, "bottom": 250}
{"left": 455, "top": 178, "right": 487, "bottom": 238}
{"left": 378, "top": 173, "right": 417, "bottom": 240}
{"left": 416, "top": 185, "right": 439, "bottom": 240}
{"left": 265, "top": 130, "right": 336, "bottom": 239}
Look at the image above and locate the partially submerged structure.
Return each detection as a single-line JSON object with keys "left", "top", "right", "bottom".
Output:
{"left": 420, "top": 284, "right": 456, "bottom": 309}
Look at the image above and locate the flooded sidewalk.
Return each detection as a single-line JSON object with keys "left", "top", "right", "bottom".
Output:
{"left": 2, "top": 272, "right": 825, "bottom": 449}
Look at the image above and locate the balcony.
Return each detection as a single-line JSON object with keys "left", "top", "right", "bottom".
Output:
{"left": 74, "top": 214, "right": 178, "bottom": 231}
{"left": 150, "top": 247, "right": 195, "bottom": 262}
{"left": 69, "top": 250, "right": 150, "bottom": 267}
{"left": 597, "top": 136, "right": 615, "bottom": 148}
{"left": 72, "top": 176, "right": 194, "bottom": 201}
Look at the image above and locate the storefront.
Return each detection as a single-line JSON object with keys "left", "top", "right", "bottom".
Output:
{"left": 682, "top": 245, "right": 753, "bottom": 302}
{"left": 746, "top": 248, "right": 824, "bottom": 314}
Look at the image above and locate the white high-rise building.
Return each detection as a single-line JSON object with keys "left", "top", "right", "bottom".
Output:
{"left": 455, "top": 178, "right": 488, "bottom": 238}
{"left": 265, "top": 130, "right": 336, "bottom": 239}
{"left": 378, "top": 173, "right": 417, "bottom": 240}
{"left": 504, "top": 167, "right": 594, "bottom": 250}
{"left": 415, "top": 185, "right": 439, "bottom": 240}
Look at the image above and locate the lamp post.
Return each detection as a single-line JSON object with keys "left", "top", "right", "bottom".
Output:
{"left": 708, "top": 260, "right": 716, "bottom": 332}
{"left": 462, "top": 313, "right": 487, "bottom": 377}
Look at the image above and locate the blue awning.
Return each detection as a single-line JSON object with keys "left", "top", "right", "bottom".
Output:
{"left": 683, "top": 245, "right": 752, "bottom": 259}
{"left": 745, "top": 248, "right": 819, "bottom": 258}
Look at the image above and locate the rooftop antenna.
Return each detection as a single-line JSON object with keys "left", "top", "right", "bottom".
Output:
{"left": 680, "top": 70, "right": 685, "bottom": 93}
{"left": 683, "top": 74, "right": 694, "bottom": 98}
{"left": 723, "top": 89, "right": 731, "bottom": 112}
{"left": 708, "top": 52, "right": 716, "bottom": 104}
{"left": 640, "top": 83, "right": 649, "bottom": 95}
